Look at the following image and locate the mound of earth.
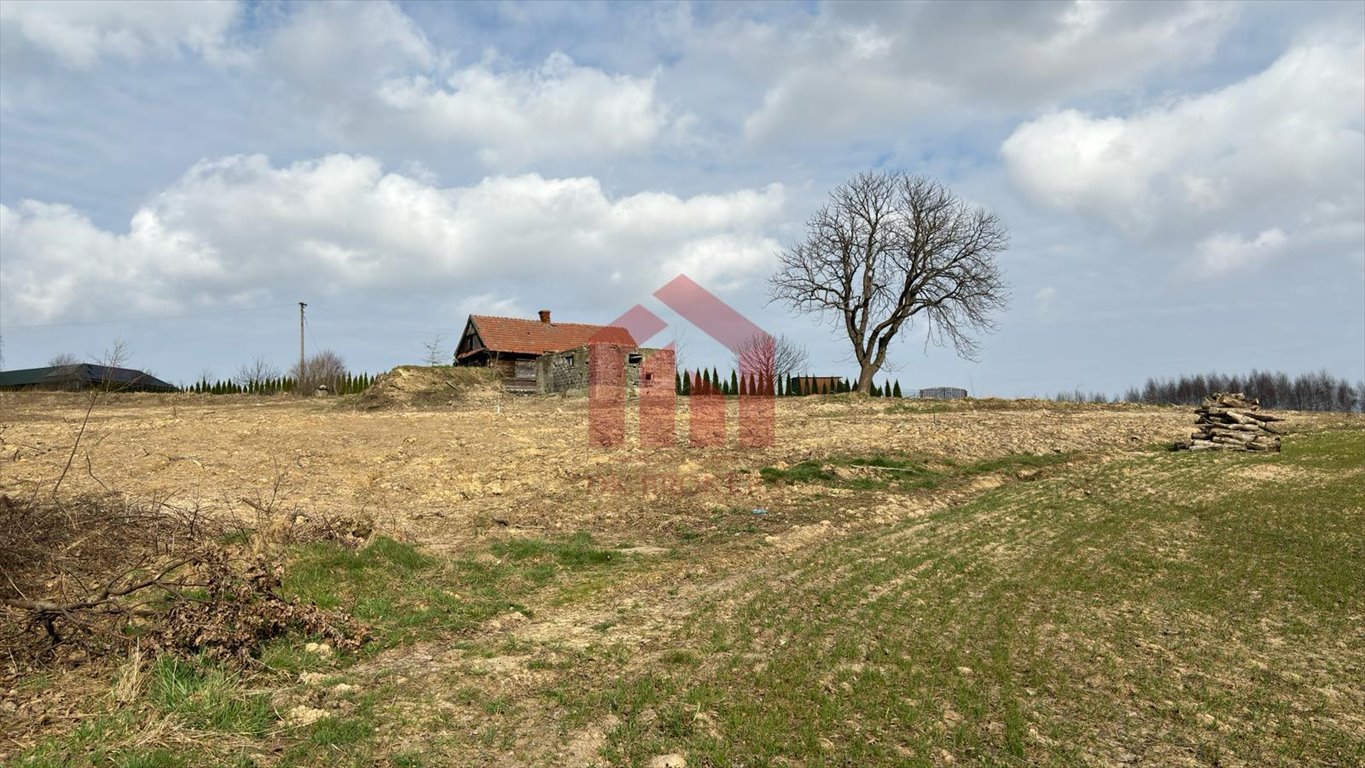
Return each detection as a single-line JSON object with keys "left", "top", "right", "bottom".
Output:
{"left": 358, "top": 365, "right": 503, "bottom": 410}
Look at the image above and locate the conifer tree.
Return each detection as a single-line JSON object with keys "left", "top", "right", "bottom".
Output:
{"left": 893, "top": 380, "right": 903, "bottom": 398}
{"left": 681, "top": 370, "right": 692, "bottom": 396}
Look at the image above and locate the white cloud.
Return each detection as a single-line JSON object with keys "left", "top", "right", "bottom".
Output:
{"left": 0, "top": 0, "right": 241, "bottom": 69}
{"left": 261, "top": 0, "right": 433, "bottom": 101}
{"left": 1002, "top": 38, "right": 1365, "bottom": 273}
{"left": 739, "top": 1, "right": 1233, "bottom": 141}
{"left": 377, "top": 52, "right": 667, "bottom": 165}
{"left": 0, "top": 154, "right": 785, "bottom": 325}
{"left": 1193, "top": 228, "right": 1288, "bottom": 278}
{"left": 257, "top": 2, "right": 675, "bottom": 165}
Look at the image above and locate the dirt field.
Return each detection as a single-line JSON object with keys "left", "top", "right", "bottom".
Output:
{"left": 0, "top": 388, "right": 1197, "bottom": 546}
{"left": 2, "top": 385, "right": 1361, "bottom": 767}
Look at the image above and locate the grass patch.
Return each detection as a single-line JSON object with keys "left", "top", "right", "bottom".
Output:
{"left": 281, "top": 532, "right": 620, "bottom": 650}
{"left": 308, "top": 716, "right": 375, "bottom": 747}
{"left": 149, "top": 656, "right": 272, "bottom": 736}
{"left": 588, "top": 429, "right": 1365, "bottom": 766}
{"left": 16, "top": 530, "right": 630, "bottom": 767}
{"left": 759, "top": 450, "right": 1072, "bottom": 493}
{"left": 491, "top": 531, "right": 620, "bottom": 568}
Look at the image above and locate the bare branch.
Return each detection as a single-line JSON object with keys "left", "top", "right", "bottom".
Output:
{"left": 289, "top": 350, "right": 347, "bottom": 392}
{"left": 234, "top": 356, "right": 281, "bottom": 390}
{"left": 422, "top": 333, "right": 447, "bottom": 366}
{"left": 734, "top": 332, "right": 809, "bottom": 381}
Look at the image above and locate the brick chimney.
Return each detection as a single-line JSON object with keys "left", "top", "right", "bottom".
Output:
{"left": 538, "top": 309, "right": 551, "bottom": 324}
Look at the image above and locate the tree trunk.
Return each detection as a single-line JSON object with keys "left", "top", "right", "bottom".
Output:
{"left": 856, "top": 362, "right": 877, "bottom": 394}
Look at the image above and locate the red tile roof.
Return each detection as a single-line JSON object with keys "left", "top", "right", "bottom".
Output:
{"left": 463, "top": 315, "right": 636, "bottom": 358}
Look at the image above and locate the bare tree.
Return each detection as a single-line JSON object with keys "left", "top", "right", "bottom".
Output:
{"left": 53, "top": 339, "right": 132, "bottom": 497}
{"left": 46, "top": 353, "right": 84, "bottom": 390}
{"left": 734, "top": 332, "right": 809, "bottom": 381}
{"left": 667, "top": 325, "right": 693, "bottom": 374}
{"left": 99, "top": 338, "right": 132, "bottom": 369}
{"left": 290, "top": 350, "right": 347, "bottom": 392}
{"left": 47, "top": 352, "right": 81, "bottom": 367}
{"left": 235, "top": 357, "right": 281, "bottom": 390}
{"left": 770, "top": 171, "right": 1008, "bottom": 394}
{"left": 421, "top": 333, "right": 447, "bottom": 366}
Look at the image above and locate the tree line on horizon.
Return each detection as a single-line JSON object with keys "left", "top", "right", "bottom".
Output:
{"left": 672, "top": 369, "right": 905, "bottom": 398}
{"left": 1123, "top": 369, "right": 1362, "bottom": 412}
{"left": 189, "top": 370, "right": 377, "bottom": 396}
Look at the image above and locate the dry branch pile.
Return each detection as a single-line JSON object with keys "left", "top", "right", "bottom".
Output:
{"left": 0, "top": 493, "right": 367, "bottom": 667}
{"left": 1177, "top": 392, "right": 1286, "bottom": 452}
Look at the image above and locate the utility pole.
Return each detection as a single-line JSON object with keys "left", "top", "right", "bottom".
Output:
{"left": 299, "top": 302, "right": 307, "bottom": 389}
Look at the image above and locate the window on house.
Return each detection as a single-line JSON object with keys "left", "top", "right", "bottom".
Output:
{"left": 627, "top": 354, "right": 643, "bottom": 365}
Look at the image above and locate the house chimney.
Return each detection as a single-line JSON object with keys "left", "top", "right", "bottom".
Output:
{"left": 538, "top": 309, "right": 551, "bottom": 324}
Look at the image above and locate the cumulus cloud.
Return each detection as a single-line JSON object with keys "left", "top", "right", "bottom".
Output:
{"left": 0, "top": 0, "right": 241, "bottom": 69}
{"left": 740, "top": 1, "right": 1233, "bottom": 141}
{"left": 0, "top": 154, "right": 785, "bottom": 325}
{"left": 260, "top": 0, "right": 433, "bottom": 101}
{"left": 1002, "top": 38, "right": 1365, "bottom": 274}
{"left": 1193, "top": 229, "right": 1288, "bottom": 278}
{"left": 377, "top": 53, "right": 667, "bottom": 165}
{"left": 257, "top": 2, "right": 674, "bottom": 165}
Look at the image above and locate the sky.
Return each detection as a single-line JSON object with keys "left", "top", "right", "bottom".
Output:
{"left": 1, "top": 0, "right": 1362, "bottom": 397}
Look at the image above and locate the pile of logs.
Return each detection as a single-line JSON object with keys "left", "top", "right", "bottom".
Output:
{"left": 1178, "top": 392, "right": 1286, "bottom": 452}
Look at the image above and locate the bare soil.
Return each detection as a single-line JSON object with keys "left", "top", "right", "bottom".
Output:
{"left": 0, "top": 389, "right": 1212, "bottom": 549}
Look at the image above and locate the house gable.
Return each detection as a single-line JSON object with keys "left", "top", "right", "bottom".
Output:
{"left": 454, "top": 318, "right": 485, "bottom": 361}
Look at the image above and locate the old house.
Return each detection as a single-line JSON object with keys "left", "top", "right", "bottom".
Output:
{"left": 537, "top": 344, "right": 670, "bottom": 395}
{"left": 454, "top": 310, "right": 637, "bottom": 392}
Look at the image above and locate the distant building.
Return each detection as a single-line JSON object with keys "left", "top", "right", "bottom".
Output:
{"left": 918, "top": 386, "right": 968, "bottom": 400}
{"left": 454, "top": 310, "right": 637, "bottom": 392}
{"left": 0, "top": 364, "right": 178, "bottom": 393}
